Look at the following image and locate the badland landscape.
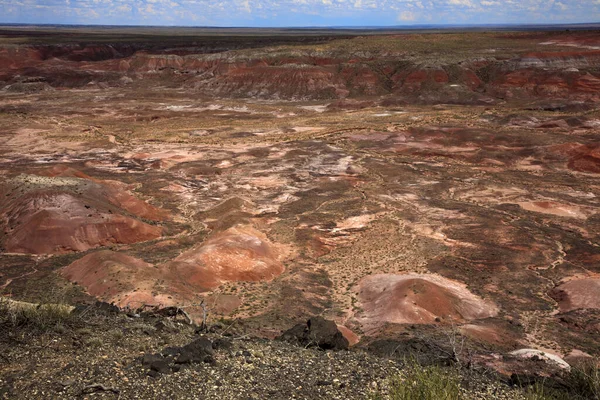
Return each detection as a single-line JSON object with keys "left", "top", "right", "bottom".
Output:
{"left": 1, "top": 23, "right": 600, "bottom": 399}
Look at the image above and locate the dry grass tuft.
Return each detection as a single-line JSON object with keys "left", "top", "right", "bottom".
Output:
{"left": 0, "top": 297, "right": 74, "bottom": 331}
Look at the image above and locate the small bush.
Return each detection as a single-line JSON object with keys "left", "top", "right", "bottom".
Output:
{"left": 0, "top": 297, "right": 74, "bottom": 331}
{"left": 521, "top": 360, "right": 600, "bottom": 400}
{"left": 381, "top": 361, "right": 464, "bottom": 400}
{"left": 84, "top": 337, "right": 104, "bottom": 348}
{"left": 522, "top": 381, "right": 568, "bottom": 400}
{"left": 566, "top": 360, "right": 600, "bottom": 400}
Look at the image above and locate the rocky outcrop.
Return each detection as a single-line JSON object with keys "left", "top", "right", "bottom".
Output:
{"left": 278, "top": 317, "right": 349, "bottom": 351}
{"left": 141, "top": 337, "right": 216, "bottom": 376}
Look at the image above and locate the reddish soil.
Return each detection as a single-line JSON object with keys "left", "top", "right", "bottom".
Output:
{"left": 356, "top": 274, "right": 499, "bottom": 330}
{"left": 163, "top": 225, "right": 285, "bottom": 290}
{"left": 459, "top": 324, "right": 519, "bottom": 349}
{"left": 0, "top": 174, "right": 164, "bottom": 254}
{"left": 59, "top": 225, "right": 286, "bottom": 306}
{"left": 551, "top": 277, "right": 600, "bottom": 312}
{"left": 60, "top": 250, "right": 166, "bottom": 308}
{"left": 1, "top": 29, "right": 600, "bottom": 375}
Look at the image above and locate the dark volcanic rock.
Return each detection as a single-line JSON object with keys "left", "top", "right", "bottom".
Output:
{"left": 142, "top": 353, "right": 171, "bottom": 374}
{"left": 176, "top": 337, "right": 214, "bottom": 364}
{"left": 142, "top": 337, "right": 215, "bottom": 375}
{"left": 278, "top": 317, "right": 349, "bottom": 351}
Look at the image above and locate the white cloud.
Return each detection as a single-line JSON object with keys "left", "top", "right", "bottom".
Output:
{"left": 2, "top": 0, "right": 599, "bottom": 27}
{"left": 449, "top": 0, "right": 474, "bottom": 7}
{"left": 398, "top": 10, "right": 416, "bottom": 20}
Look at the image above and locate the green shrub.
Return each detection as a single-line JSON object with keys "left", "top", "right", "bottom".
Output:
{"left": 522, "top": 381, "right": 567, "bottom": 400}
{"left": 566, "top": 360, "right": 600, "bottom": 400}
{"left": 521, "top": 360, "right": 600, "bottom": 400}
{"left": 379, "top": 361, "right": 464, "bottom": 400}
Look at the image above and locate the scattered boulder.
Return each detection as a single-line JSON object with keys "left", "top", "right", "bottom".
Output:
{"left": 176, "top": 337, "right": 214, "bottom": 365}
{"left": 142, "top": 353, "right": 171, "bottom": 375}
{"left": 508, "top": 349, "right": 570, "bottom": 370}
{"left": 141, "top": 337, "right": 215, "bottom": 376}
{"left": 278, "top": 317, "right": 349, "bottom": 351}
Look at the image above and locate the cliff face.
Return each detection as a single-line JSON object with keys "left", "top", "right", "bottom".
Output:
{"left": 2, "top": 37, "right": 600, "bottom": 102}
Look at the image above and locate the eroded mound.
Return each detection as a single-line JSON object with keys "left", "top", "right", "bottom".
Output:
{"left": 356, "top": 274, "right": 499, "bottom": 329}
{"left": 60, "top": 225, "right": 286, "bottom": 309}
{"left": 61, "top": 250, "right": 171, "bottom": 308}
{"left": 0, "top": 173, "right": 165, "bottom": 254}
{"left": 551, "top": 276, "right": 600, "bottom": 312}
{"left": 550, "top": 143, "right": 600, "bottom": 174}
{"left": 37, "top": 165, "right": 169, "bottom": 221}
{"left": 163, "top": 225, "right": 285, "bottom": 290}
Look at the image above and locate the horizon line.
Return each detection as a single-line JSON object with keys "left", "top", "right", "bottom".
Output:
{"left": 1, "top": 22, "right": 600, "bottom": 29}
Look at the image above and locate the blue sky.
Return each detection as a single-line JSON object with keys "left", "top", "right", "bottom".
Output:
{"left": 1, "top": 0, "right": 599, "bottom": 26}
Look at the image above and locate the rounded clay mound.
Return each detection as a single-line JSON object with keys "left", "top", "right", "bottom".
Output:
{"left": 163, "top": 225, "right": 285, "bottom": 290}
{"left": 0, "top": 173, "right": 166, "bottom": 254}
{"left": 36, "top": 165, "right": 170, "bottom": 221}
{"left": 356, "top": 273, "right": 499, "bottom": 328}
{"left": 550, "top": 276, "right": 600, "bottom": 312}
{"left": 61, "top": 250, "right": 172, "bottom": 308}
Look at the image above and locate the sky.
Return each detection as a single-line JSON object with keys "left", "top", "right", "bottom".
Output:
{"left": 1, "top": 0, "right": 599, "bottom": 27}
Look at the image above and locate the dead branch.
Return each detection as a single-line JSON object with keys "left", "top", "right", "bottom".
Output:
{"left": 176, "top": 307, "right": 193, "bottom": 325}
{"left": 220, "top": 318, "right": 239, "bottom": 336}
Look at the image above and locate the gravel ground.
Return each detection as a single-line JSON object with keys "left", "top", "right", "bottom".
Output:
{"left": 0, "top": 305, "right": 529, "bottom": 399}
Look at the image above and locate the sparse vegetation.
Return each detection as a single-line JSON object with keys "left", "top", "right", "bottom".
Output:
{"left": 519, "top": 360, "right": 600, "bottom": 400}
{"left": 0, "top": 297, "right": 74, "bottom": 331}
{"left": 374, "top": 360, "right": 464, "bottom": 400}
{"left": 566, "top": 360, "right": 600, "bottom": 400}
{"left": 84, "top": 336, "right": 104, "bottom": 348}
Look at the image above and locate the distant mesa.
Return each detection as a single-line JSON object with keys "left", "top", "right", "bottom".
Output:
{"left": 550, "top": 276, "right": 600, "bottom": 312}
{"left": 0, "top": 168, "right": 167, "bottom": 254}
{"left": 4, "top": 40, "right": 600, "bottom": 102}
{"left": 356, "top": 273, "right": 499, "bottom": 329}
